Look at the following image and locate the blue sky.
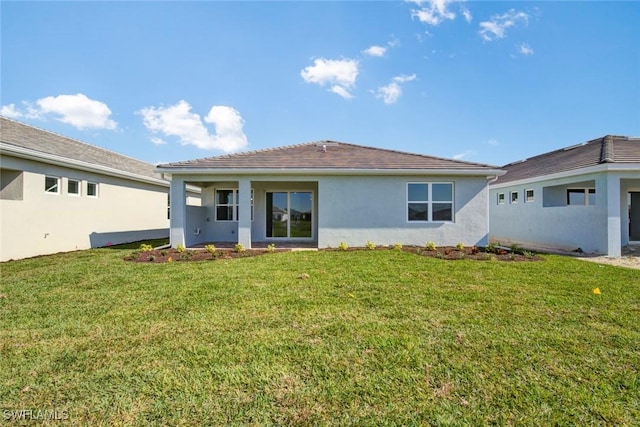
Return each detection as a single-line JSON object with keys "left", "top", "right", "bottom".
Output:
{"left": 2, "top": 1, "right": 639, "bottom": 167}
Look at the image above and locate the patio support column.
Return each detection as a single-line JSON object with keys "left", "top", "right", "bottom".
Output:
{"left": 605, "top": 175, "right": 622, "bottom": 257}
{"left": 170, "top": 177, "right": 186, "bottom": 248}
{"left": 238, "top": 178, "right": 252, "bottom": 248}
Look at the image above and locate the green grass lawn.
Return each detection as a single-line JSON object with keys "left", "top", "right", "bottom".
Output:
{"left": 1, "top": 248, "right": 638, "bottom": 425}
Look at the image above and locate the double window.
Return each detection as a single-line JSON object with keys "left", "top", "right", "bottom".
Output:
{"left": 407, "top": 182, "right": 453, "bottom": 222}
{"left": 215, "top": 189, "right": 254, "bottom": 221}
{"left": 567, "top": 188, "right": 595, "bottom": 205}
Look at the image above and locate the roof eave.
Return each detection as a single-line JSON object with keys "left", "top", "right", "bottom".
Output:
{"left": 490, "top": 162, "right": 640, "bottom": 189}
{"left": 1, "top": 142, "right": 169, "bottom": 187}
{"left": 155, "top": 166, "right": 506, "bottom": 177}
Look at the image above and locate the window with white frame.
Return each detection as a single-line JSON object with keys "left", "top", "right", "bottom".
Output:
{"left": 525, "top": 189, "right": 534, "bottom": 203}
{"left": 67, "top": 179, "right": 80, "bottom": 196}
{"left": 497, "top": 193, "right": 505, "bottom": 205}
{"left": 407, "top": 182, "right": 453, "bottom": 222}
{"left": 87, "top": 182, "right": 98, "bottom": 197}
{"left": 510, "top": 191, "right": 519, "bottom": 204}
{"left": 45, "top": 176, "right": 60, "bottom": 194}
{"left": 215, "top": 189, "right": 254, "bottom": 221}
{"left": 567, "top": 188, "right": 595, "bottom": 205}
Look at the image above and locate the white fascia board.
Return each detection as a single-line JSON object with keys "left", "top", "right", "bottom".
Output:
{"left": 156, "top": 167, "right": 505, "bottom": 177}
{"left": 490, "top": 163, "right": 640, "bottom": 189}
{"left": 1, "top": 143, "right": 169, "bottom": 187}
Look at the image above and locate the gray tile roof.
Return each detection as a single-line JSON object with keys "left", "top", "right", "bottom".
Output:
{"left": 0, "top": 116, "right": 163, "bottom": 183}
{"left": 158, "top": 141, "right": 501, "bottom": 172}
{"left": 494, "top": 135, "right": 640, "bottom": 184}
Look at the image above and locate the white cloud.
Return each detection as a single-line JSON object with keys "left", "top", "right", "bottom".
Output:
{"left": 35, "top": 93, "right": 117, "bottom": 130}
{"left": 0, "top": 104, "right": 22, "bottom": 118}
{"left": 453, "top": 149, "right": 476, "bottom": 160}
{"left": 150, "top": 137, "right": 167, "bottom": 145}
{"left": 487, "top": 139, "right": 499, "bottom": 147}
{"left": 363, "top": 45, "right": 387, "bottom": 57}
{"left": 410, "top": 0, "right": 456, "bottom": 26}
{"left": 1, "top": 94, "right": 117, "bottom": 130}
{"left": 461, "top": 6, "right": 472, "bottom": 23}
{"left": 518, "top": 43, "right": 534, "bottom": 56}
{"left": 330, "top": 85, "right": 354, "bottom": 99}
{"left": 301, "top": 58, "right": 359, "bottom": 98}
{"left": 374, "top": 74, "right": 417, "bottom": 105}
{"left": 479, "top": 9, "right": 529, "bottom": 42}
{"left": 138, "top": 100, "right": 247, "bottom": 152}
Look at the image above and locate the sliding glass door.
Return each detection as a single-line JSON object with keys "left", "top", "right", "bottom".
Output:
{"left": 266, "top": 191, "right": 313, "bottom": 239}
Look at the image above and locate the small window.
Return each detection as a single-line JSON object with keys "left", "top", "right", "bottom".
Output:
{"left": 87, "top": 182, "right": 98, "bottom": 197}
{"left": 45, "top": 176, "right": 60, "bottom": 194}
{"left": 215, "top": 189, "right": 254, "bottom": 221}
{"left": 525, "top": 189, "right": 534, "bottom": 203}
{"left": 497, "top": 193, "right": 505, "bottom": 205}
{"left": 68, "top": 179, "right": 80, "bottom": 196}
{"left": 567, "top": 188, "right": 595, "bottom": 205}
{"left": 407, "top": 182, "right": 453, "bottom": 222}
{"left": 510, "top": 191, "right": 519, "bottom": 204}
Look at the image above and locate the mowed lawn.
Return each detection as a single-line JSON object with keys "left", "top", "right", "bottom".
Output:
{"left": 1, "top": 247, "right": 638, "bottom": 425}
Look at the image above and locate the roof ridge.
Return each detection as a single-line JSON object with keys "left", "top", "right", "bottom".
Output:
{"left": 0, "top": 116, "right": 153, "bottom": 167}
{"left": 179, "top": 141, "right": 320, "bottom": 164}
{"left": 600, "top": 135, "right": 615, "bottom": 163}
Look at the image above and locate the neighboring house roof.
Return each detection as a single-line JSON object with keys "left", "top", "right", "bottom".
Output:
{"left": 494, "top": 135, "right": 640, "bottom": 185}
{"left": 157, "top": 141, "right": 503, "bottom": 175}
{"left": 0, "top": 116, "right": 166, "bottom": 185}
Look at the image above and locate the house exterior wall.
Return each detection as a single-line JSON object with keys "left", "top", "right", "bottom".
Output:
{"left": 173, "top": 173, "right": 491, "bottom": 248}
{"left": 489, "top": 170, "right": 640, "bottom": 255}
{"left": 0, "top": 155, "right": 169, "bottom": 261}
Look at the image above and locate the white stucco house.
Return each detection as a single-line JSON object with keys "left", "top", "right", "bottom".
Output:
{"left": 0, "top": 117, "right": 183, "bottom": 261}
{"left": 489, "top": 135, "right": 640, "bottom": 257}
{"left": 156, "top": 141, "right": 504, "bottom": 249}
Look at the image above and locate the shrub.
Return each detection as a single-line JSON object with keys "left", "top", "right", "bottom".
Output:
{"left": 148, "top": 255, "right": 155, "bottom": 262}
{"left": 234, "top": 243, "right": 245, "bottom": 253}
{"left": 160, "top": 250, "right": 168, "bottom": 256}
{"left": 175, "top": 244, "right": 186, "bottom": 253}
{"left": 365, "top": 240, "right": 376, "bottom": 250}
{"left": 266, "top": 244, "right": 276, "bottom": 253}
{"left": 205, "top": 244, "right": 216, "bottom": 254}
{"left": 471, "top": 246, "right": 479, "bottom": 255}
{"left": 425, "top": 241, "right": 437, "bottom": 251}
{"left": 393, "top": 243, "right": 403, "bottom": 251}
{"left": 510, "top": 243, "right": 523, "bottom": 255}
{"left": 338, "top": 242, "right": 348, "bottom": 251}
{"left": 485, "top": 242, "right": 498, "bottom": 253}
{"left": 140, "top": 244, "right": 154, "bottom": 252}
{"left": 456, "top": 242, "right": 465, "bottom": 251}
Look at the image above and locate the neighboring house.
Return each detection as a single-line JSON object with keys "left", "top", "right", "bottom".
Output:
{"left": 489, "top": 135, "right": 640, "bottom": 257}
{"left": 0, "top": 117, "right": 179, "bottom": 261}
{"left": 156, "top": 141, "right": 504, "bottom": 249}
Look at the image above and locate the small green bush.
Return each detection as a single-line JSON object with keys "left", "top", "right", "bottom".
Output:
{"left": 485, "top": 242, "right": 498, "bottom": 253}
{"left": 425, "top": 241, "right": 437, "bottom": 251}
{"left": 365, "top": 241, "right": 376, "bottom": 250}
{"left": 234, "top": 243, "right": 246, "bottom": 253}
{"left": 140, "top": 244, "right": 154, "bottom": 252}
{"left": 393, "top": 243, "right": 403, "bottom": 251}
{"left": 338, "top": 242, "right": 349, "bottom": 251}
{"left": 205, "top": 244, "right": 216, "bottom": 254}
{"left": 176, "top": 244, "right": 186, "bottom": 253}
{"left": 266, "top": 244, "right": 276, "bottom": 253}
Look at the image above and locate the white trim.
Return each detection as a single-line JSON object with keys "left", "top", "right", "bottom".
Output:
{"left": 497, "top": 192, "right": 506, "bottom": 205}
{"left": 265, "top": 189, "right": 315, "bottom": 240}
{"left": 490, "top": 163, "right": 640, "bottom": 189}
{"left": 525, "top": 188, "right": 534, "bottom": 203}
{"left": 509, "top": 191, "right": 519, "bottom": 204}
{"left": 1, "top": 143, "right": 168, "bottom": 187}
{"left": 86, "top": 181, "right": 99, "bottom": 198}
{"left": 67, "top": 178, "right": 81, "bottom": 196}
{"left": 44, "top": 175, "right": 60, "bottom": 194}
{"left": 214, "top": 188, "right": 254, "bottom": 222}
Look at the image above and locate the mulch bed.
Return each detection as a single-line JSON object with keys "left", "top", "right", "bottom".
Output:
{"left": 126, "top": 246, "right": 543, "bottom": 263}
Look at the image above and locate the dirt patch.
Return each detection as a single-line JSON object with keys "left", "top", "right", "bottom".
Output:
{"left": 575, "top": 254, "right": 640, "bottom": 270}
{"left": 125, "top": 245, "right": 543, "bottom": 263}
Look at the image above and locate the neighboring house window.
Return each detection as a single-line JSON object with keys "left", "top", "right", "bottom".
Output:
{"left": 510, "top": 191, "right": 519, "bottom": 204}
{"left": 407, "top": 182, "right": 453, "bottom": 222}
{"left": 215, "top": 189, "right": 254, "bottom": 221}
{"left": 87, "top": 182, "right": 98, "bottom": 197}
{"left": 497, "top": 193, "right": 505, "bottom": 205}
{"left": 567, "top": 188, "right": 596, "bottom": 205}
{"left": 45, "top": 176, "right": 60, "bottom": 194}
{"left": 525, "top": 189, "right": 534, "bottom": 203}
{"left": 68, "top": 179, "right": 80, "bottom": 196}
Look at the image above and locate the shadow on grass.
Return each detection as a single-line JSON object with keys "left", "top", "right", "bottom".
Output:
{"left": 103, "top": 238, "right": 169, "bottom": 250}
